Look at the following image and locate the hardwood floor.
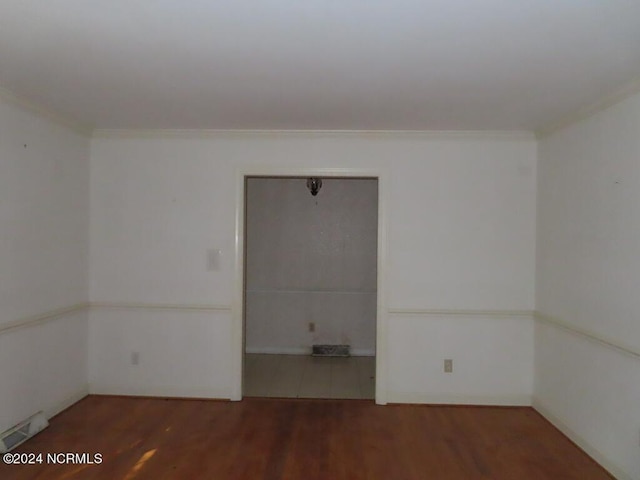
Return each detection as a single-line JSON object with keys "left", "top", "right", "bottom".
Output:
{"left": 0, "top": 396, "right": 613, "bottom": 480}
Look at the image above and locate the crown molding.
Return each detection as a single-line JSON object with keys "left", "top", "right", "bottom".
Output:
{"left": 0, "top": 85, "right": 93, "bottom": 137}
{"left": 536, "top": 76, "right": 640, "bottom": 139}
{"left": 91, "top": 128, "right": 535, "bottom": 142}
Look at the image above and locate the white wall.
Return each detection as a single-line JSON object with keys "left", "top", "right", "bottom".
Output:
{"left": 3, "top": 70, "right": 636, "bottom": 476}
{"left": 0, "top": 94, "right": 90, "bottom": 433}
{"left": 245, "top": 177, "right": 378, "bottom": 356}
{"left": 89, "top": 131, "right": 536, "bottom": 403}
{"left": 535, "top": 92, "right": 640, "bottom": 480}
{"left": 388, "top": 312, "right": 533, "bottom": 404}
{"left": 88, "top": 307, "right": 230, "bottom": 398}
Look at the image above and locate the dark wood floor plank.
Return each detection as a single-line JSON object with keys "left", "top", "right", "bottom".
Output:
{"left": 0, "top": 396, "right": 613, "bottom": 480}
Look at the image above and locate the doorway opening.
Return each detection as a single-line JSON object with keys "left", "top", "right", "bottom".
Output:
{"left": 242, "top": 175, "right": 378, "bottom": 399}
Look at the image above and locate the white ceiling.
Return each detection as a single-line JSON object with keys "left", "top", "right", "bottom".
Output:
{"left": 1, "top": 1, "right": 639, "bottom": 132}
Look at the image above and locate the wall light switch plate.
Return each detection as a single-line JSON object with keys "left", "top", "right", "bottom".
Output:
{"left": 207, "top": 249, "right": 221, "bottom": 271}
{"left": 444, "top": 359, "right": 453, "bottom": 373}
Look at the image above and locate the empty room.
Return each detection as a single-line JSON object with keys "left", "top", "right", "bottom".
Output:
{"left": 243, "top": 176, "right": 378, "bottom": 400}
{"left": 0, "top": 1, "right": 639, "bottom": 479}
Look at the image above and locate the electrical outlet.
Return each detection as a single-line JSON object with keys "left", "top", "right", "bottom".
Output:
{"left": 131, "top": 352, "right": 140, "bottom": 365}
{"left": 308, "top": 322, "right": 315, "bottom": 332}
{"left": 444, "top": 359, "right": 453, "bottom": 373}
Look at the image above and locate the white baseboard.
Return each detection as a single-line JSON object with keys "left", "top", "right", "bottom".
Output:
{"left": 246, "top": 346, "right": 310, "bottom": 355}
{"left": 532, "top": 397, "right": 630, "bottom": 480}
{"left": 387, "top": 392, "right": 532, "bottom": 406}
{"left": 89, "top": 384, "right": 230, "bottom": 400}
{"left": 45, "top": 385, "right": 89, "bottom": 420}
{"left": 245, "top": 347, "right": 375, "bottom": 356}
{"left": 351, "top": 349, "right": 375, "bottom": 357}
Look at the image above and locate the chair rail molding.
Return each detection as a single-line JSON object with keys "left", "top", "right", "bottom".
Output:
{"left": 534, "top": 311, "right": 640, "bottom": 360}
{"left": 0, "top": 303, "right": 89, "bottom": 336}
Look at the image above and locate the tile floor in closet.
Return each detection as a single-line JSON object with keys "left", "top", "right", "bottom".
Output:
{"left": 244, "top": 354, "right": 375, "bottom": 399}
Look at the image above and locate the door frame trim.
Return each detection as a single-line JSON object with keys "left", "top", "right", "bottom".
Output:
{"left": 231, "top": 166, "right": 389, "bottom": 404}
